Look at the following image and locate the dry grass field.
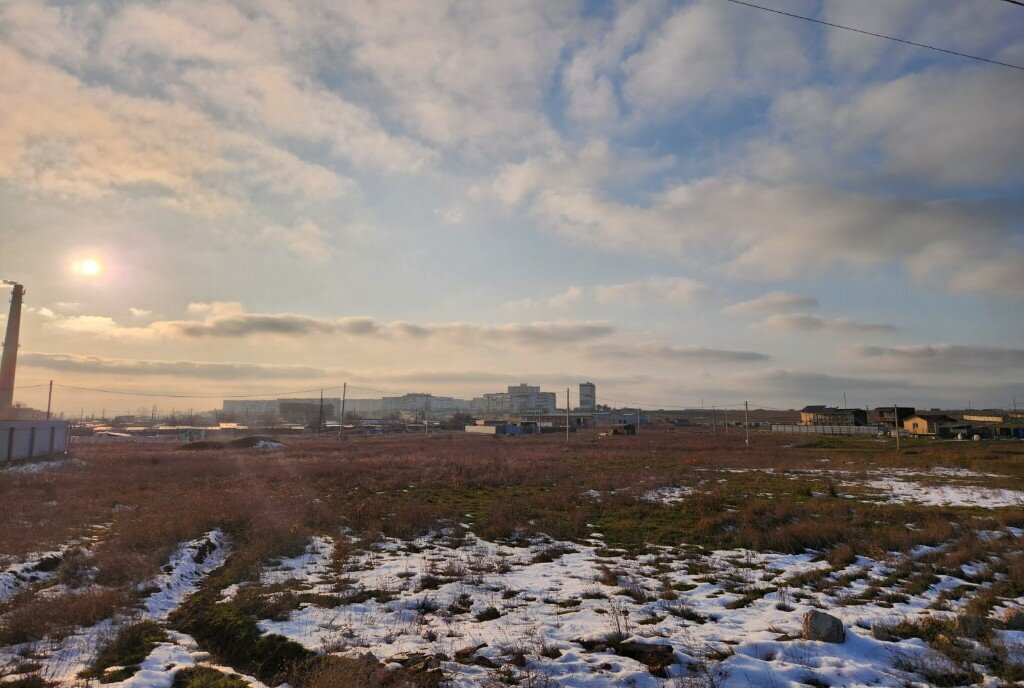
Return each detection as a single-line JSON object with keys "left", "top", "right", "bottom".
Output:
{"left": 2, "top": 428, "right": 1023, "bottom": 687}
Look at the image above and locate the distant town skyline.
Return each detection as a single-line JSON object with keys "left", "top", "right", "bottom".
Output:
{"left": 1, "top": 0, "right": 1022, "bottom": 412}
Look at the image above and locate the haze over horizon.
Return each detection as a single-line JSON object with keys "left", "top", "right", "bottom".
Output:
{"left": 2, "top": 0, "right": 1023, "bottom": 413}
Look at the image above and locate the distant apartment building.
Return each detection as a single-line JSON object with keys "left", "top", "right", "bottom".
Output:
{"left": 342, "top": 398, "right": 383, "bottom": 416}
{"left": 221, "top": 398, "right": 339, "bottom": 423}
{"left": 508, "top": 383, "right": 557, "bottom": 415}
{"left": 380, "top": 393, "right": 470, "bottom": 414}
{"left": 279, "top": 399, "right": 339, "bottom": 424}
{"left": 222, "top": 399, "right": 280, "bottom": 420}
{"left": 471, "top": 392, "right": 511, "bottom": 416}
{"left": 799, "top": 406, "right": 868, "bottom": 426}
{"left": 579, "top": 382, "right": 596, "bottom": 412}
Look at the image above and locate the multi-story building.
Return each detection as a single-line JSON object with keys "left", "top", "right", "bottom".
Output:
{"left": 222, "top": 399, "right": 280, "bottom": 420}
{"left": 873, "top": 406, "right": 916, "bottom": 427}
{"left": 380, "top": 393, "right": 470, "bottom": 414}
{"left": 579, "top": 382, "right": 596, "bottom": 412}
{"left": 222, "top": 398, "right": 340, "bottom": 423}
{"left": 471, "top": 392, "right": 510, "bottom": 415}
{"left": 799, "top": 406, "right": 868, "bottom": 426}
{"left": 508, "top": 383, "right": 557, "bottom": 415}
{"left": 279, "top": 399, "right": 339, "bottom": 424}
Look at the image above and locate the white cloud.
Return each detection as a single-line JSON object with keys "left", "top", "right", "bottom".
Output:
{"left": 723, "top": 292, "right": 818, "bottom": 316}
{"left": 324, "top": 1, "right": 576, "bottom": 156}
{"left": 261, "top": 220, "right": 333, "bottom": 264}
{"left": 497, "top": 165, "right": 1024, "bottom": 298}
{"left": 623, "top": 0, "right": 808, "bottom": 113}
{"left": 591, "top": 343, "right": 769, "bottom": 364}
{"left": 850, "top": 344, "right": 1024, "bottom": 370}
{"left": 21, "top": 351, "right": 326, "bottom": 380}
{"left": 761, "top": 68, "right": 1024, "bottom": 188}
{"left": 46, "top": 302, "right": 618, "bottom": 347}
{"left": 0, "top": 45, "right": 352, "bottom": 212}
{"left": 549, "top": 276, "right": 713, "bottom": 309}
{"left": 754, "top": 313, "right": 897, "bottom": 335}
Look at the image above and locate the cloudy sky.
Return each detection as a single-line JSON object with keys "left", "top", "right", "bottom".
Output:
{"left": 2, "top": 0, "right": 1022, "bottom": 414}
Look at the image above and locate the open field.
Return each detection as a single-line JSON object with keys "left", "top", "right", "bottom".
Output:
{"left": 2, "top": 429, "right": 1023, "bottom": 687}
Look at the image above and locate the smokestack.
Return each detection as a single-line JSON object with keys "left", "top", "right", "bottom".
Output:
{"left": 0, "top": 282, "right": 24, "bottom": 412}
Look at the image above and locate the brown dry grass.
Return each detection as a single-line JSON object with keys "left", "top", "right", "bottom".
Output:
{"left": 1, "top": 427, "right": 1022, "bottom": 647}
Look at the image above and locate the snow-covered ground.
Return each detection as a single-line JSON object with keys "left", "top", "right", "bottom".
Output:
{"left": 640, "top": 465, "right": 1024, "bottom": 508}
{"left": 4, "top": 458, "right": 1023, "bottom": 688}
{"left": 856, "top": 479, "right": 1024, "bottom": 508}
{"left": 0, "top": 523, "right": 110, "bottom": 602}
{"left": 242, "top": 530, "right": 1021, "bottom": 687}
{"left": 0, "top": 531, "right": 228, "bottom": 686}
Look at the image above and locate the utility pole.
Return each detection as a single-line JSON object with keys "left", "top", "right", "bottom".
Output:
{"left": 339, "top": 382, "right": 347, "bottom": 441}
{"left": 711, "top": 405, "right": 716, "bottom": 434}
{"left": 46, "top": 380, "right": 53, "bottom": 420}
{"left": 318, "top": 388, "right": 324, "bottom": 435}
{"left": 893, "top": 403, "right": 901, "bottom": 451}
{"left": 425, "top": 396, "right": 430, "bottom": 436}
{"left": 565, "top": 388, "right": 570, "bottom": 444}
{"left": 744, "top": 401, "right": 750, "bottom": 445}
{"left": 843, "top": 392, "right": 847, "bottom": 409}
{"left": 636, "top": 406, "right": 641, "bottom": 435}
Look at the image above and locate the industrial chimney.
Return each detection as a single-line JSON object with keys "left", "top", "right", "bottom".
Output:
{"left": 0, "top": 282, "right": 24, "bottom": 413}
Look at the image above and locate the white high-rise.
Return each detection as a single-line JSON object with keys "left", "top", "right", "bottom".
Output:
{"left": 579, "top": 382, "right": 596, "bottom": 412}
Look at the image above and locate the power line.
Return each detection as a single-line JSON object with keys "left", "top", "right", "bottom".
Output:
{"left": 0, "top": 383, "right": 51, "bottom": 391}
{"left": 999, "top": 0, "right": 1024, "bottom": 7}
{"left": 721, "top": 0, "right": 1024, "bottom": 72}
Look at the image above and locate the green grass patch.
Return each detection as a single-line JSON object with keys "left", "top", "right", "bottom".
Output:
{"left": 79, "top": 621, "right": 167, "bottom": 683}
{"left": 171, "top": 667, "right": 250, "bottom": 688}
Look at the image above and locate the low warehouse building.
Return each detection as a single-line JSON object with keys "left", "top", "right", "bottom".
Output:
{"left": 1, "top": 420, "right": 70, "bottom": 463}
{"left": 903, "top": 414, "right": 957, "bottom": 436}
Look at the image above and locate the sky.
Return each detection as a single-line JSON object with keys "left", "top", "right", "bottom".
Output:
{"left": 1, "top": 0, "right": 1023, "bottom": 415}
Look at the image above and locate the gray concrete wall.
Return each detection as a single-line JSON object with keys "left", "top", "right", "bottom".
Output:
{"left": 0, "top": 420, "right": 70, "bottom": 462}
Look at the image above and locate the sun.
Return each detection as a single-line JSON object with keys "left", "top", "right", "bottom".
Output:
{"left": 74, "top": 259, "right": 103, "bottom": 277}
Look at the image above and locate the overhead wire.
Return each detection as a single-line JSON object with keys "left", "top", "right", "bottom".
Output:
{"left": 721, "top": 0, "right": 1024, "bottom": 72}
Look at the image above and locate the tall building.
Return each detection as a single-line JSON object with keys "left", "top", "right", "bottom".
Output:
{"left": 507, "top": 383, "right": 557, "bottom": 415}
{"left": 579, "top": 382, "right": 596, "bottom": 412}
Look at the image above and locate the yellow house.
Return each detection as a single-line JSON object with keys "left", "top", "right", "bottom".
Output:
{"left": 903, "top": 414, "right": 956, "bottom": 436}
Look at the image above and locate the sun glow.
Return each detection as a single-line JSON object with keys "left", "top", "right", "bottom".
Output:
{"left": 73, "top": 259, "right": 103, "bottom": 277}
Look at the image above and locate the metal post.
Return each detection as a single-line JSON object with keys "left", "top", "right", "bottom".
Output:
{"left": 744, "top": 401, "right": 750, "bottom": 445}
{"left": 339, "top": 382, "right": 347, "bottom": 441}
{"left": 565, "top": 388, "right": 570, "bottom": 444}
{"left": 711, "top": 405, "right": 716, "bottom": 434}
{"left": 46, "top": 379, "right": 53, "bottom": 420}
{"left": 318, "top": 388, "right": 324, "bottom": 435}
{"left": 636, "top": 406, "right": 641, "bottom": 435}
